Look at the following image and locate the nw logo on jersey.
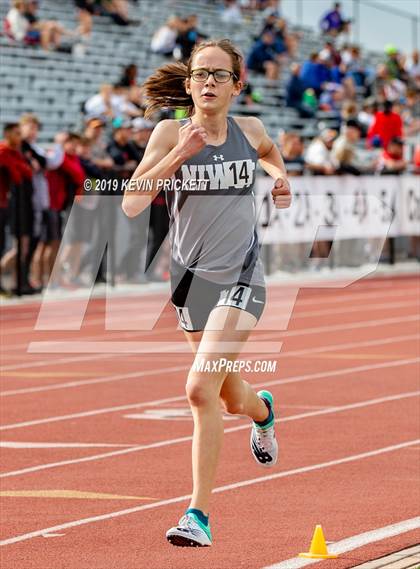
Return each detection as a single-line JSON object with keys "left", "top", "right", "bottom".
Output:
{"left": 181, "top": 159, "right": 256, "bottom": 190}
{"left": 213, "top": 154, "right": 224, "bottom": 161}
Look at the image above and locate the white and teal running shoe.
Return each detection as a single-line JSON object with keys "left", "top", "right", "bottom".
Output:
{"left": 250, "top": 390, "right": 278, "bottom": 468}
{"left": 166, "top": 512, "right": 212, "bottom": 547}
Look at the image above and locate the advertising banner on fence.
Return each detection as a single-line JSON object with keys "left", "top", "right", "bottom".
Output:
{"left": 256, "top": 176, "right": 420, "bottom": 243}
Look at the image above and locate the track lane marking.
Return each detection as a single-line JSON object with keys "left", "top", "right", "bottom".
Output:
{"left": 1, "top": 439, "right": 418, "bottom": 547}
{"left": 1, "top": 390, "right": 418, "bottom": 479}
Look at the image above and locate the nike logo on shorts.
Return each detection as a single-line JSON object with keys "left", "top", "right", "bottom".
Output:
{"left": 252, "top": 296, "right": 264, "bottom": 304}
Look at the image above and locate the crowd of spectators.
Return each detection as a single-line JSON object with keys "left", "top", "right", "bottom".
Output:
{"left": 0, "top": 109, "right": 169, "bottom": 296}
{"left": 4, "top": 0, "right": 140, "bottom": 51}
{"left": 1, "top": 0, "right": 419, "bottom": 295}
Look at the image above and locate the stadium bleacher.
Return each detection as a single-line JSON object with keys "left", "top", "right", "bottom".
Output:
{"left": 0, "top": 0, "right": 357, "bottom": 143}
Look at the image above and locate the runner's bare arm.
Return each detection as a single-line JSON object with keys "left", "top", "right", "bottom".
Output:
{"left": 241, "top": 117, "right": 291, "bottom": 209}
{"left": 122, "top": 120, "right": 207, "bottom": 218}
{"left": 122, "top": 120, "right": 179, "bottom": 217}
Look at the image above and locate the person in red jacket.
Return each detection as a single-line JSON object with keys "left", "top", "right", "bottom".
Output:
{"left": 367, "top": 100, "right": 403, "bottom": 149}
{"left": 0, "top": 123, "right": 33, "bottom": 294}
{"left": 36, "top": 132, "right": 85, "bottom": 287}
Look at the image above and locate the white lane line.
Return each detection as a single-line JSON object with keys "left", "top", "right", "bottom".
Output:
{"left": 0, "top": 442, "right": 134, "bottom": 449}
{"left": 2, "top": 333, "right": 418, "bottom": 397}
{"left": 0, "top": 353, "right": 116, "bottom": 372}
{"left": 3, "top": 286, "right": 418, "bottom": 334}
{"left": 26, "top": 315, "right": 420, "bottom": 355}
{"left": 1, "top": 439, "right": 418, "bottom": 547}
{"left": 2, "top": 313, "right": 418, "bottom": 371}
{"left": 31, "top": 299, "right": 419, "bottom": 332}
{"left": 262, "top": 517, "right": 420, "bottom": 569}
{"left": 2, "top": 294, "right": 419, "bottom": 351}
{"left": 1, "top": 390, "right": 418, "bottom": 479}
{"left": 1, "top": 358, "right": 419, "bottom": 433}
{"left": 1, "top": 357, "right": 419, "bottom": 432}
{"left": 0, "top": 365, "right": 189, "bottom": 397}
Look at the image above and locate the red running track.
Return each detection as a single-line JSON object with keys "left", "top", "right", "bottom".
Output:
{"left": 0, "top": 275, "right": 419, "bottom": 569}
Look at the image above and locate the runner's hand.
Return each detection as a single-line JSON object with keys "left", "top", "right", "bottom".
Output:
{"left": 271, "top": 177, "right": 292, "bottom": 209}
{"left": 175, "top": 123, "right": 207, "bottom": 160}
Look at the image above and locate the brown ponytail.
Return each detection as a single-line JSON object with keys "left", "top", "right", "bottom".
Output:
{"left": 143, "top": 61, "right": 193, "bottom": 118}
{"left": 143, "top": 39, "right": 244, "bottom": 118}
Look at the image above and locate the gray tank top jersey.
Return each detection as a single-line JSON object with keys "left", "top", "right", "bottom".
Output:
{"left": 165, "top": 115, "right": 265, "bottom": 287}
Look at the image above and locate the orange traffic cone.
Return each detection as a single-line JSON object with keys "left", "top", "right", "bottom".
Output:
{"left": 299, "top": 525, "right": 338, "bottom": 559}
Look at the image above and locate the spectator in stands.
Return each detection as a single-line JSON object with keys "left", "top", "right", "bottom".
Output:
{"left": 246, "top": 31, "right": 280, "bottom": 80}
{"left": 220, "top": 0, "right": 243, "bottom": 25}
{"left": 331, "top": 119, "right": 365, "bottom": 175}
{"left": 176, "top": 15, "right": 207, "bottom": 62}
{"left": 23, "top": 0, "right": 76, "bottom": 51}
{"left": 83, "top": 117, "right": 114, "bottom": 171}
{"left": 79, "top": 117, "right": 116, "bottom": 284}
{"left": 261, "top": 0, "right": 282, "bottom": 18}
{"left": 305, "top": 127, "right": 339, "bottom": 266}
{"left": 370, "top": 64, "right": 389, "bottom": 103}
{"left": 377, "top": 137, "right": 407, "bottom": 175}
{"left": 320, "top": 2, "right": 351, "bottom": 38}
{"left": 319, "top": 40, "right": 341, "bottom": 66}
{"left": 318, "top": 83, "right": 344, "bottom": 115}
{"left": 5, "top": 0, "right": 40, "bottom": 45}
{"left": 299, "top": 52, "right": 330, "bottom": 97}
{"left": 285, "top": 63, "right": 315, "bottom": 118}
{"left": 107, "top": 120, "right": 138, "bottom": 177}
{"left": 305, "top": 128, "right": 338, "bottom": 175}
{"left": 260, "top": 13, "right": 286, "bottom": 55}
{"left": 74, "top": 0, "right": 96, "bottom": 38}
{"left": 367, "top": 100, "right": 403, "bottom": 149}
{"left": 58, "top": 136, "right": 101, "bottom": 287}
{"left": 84, "top": 83, "right": 140, "bottom": 122}
{"left": 345, "top": 46, "right": 368, "bottom": 91}
{"left": 358, "top": 98, "right": 377, "bottom": 136}
{"left": 341, "top": 100, "right": 358, "bottom": 122}
{"left": 408, "top": 50, "right": 420, "bottom": 89}
{"left": 131, "top": 117, "right": 154, "bottom": 159}
{"left": 403, "top": 89, "right": 420, "bottom": 138}
{"left": 279, "top": 132, "right": 306, "bottom": 176}
{"left": 384, "top": 44, "right": 407, "bottom": 82}
{"left": 150, "top": 15, "right": 182, "bottom": 56}
{"left": 39, "top": 132, "right": 85, "bottom": 287}
{"left": 100, "top": 0, "right": 131, "bottom": 26}
{"left": 19, "top": 113, "right": 64, "bottom": 288}
{"left": 0, "top": 123, "right": 33, "bottom": 294}
{"left": 413, "top": 143, "right": 420, "bottom": 174}
{"left": 117, "top": 63, "right": 138, "bottom": 88}
{"left": 121, "top": 118, "right": 169, "bottom": 282}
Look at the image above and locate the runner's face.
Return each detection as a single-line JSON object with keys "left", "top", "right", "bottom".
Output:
{"left": 186, "top": 47, "right": 242, "bottom": 113}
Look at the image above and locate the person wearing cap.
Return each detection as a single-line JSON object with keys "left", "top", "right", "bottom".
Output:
{"left": 131, "top": 118, "right": 155, "bottom": 160}
{"left": 107, "top": 120, "right": 138, "bottom": 176}
{"left": 305, "top": 128, "right": 338, "bottom": 175}
{"left": 384, "top": 44, "right": 407, "bottom": 82}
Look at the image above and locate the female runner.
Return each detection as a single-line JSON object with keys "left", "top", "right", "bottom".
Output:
{"left": 122, "top": 38, "right": 291, "bottom": 547}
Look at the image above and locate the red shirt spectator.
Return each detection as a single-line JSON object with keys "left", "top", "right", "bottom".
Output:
{"left": 367, "top": 101, "right": 403, "bottom": 149}
{"left": 47, "top": 134, "right": 85, "bottom": 211}
{"left": 414, "top": 144, "right": 420, "bottom": 172}
{"left": 0, "top": 124, "right": 32, "bottom": 209}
